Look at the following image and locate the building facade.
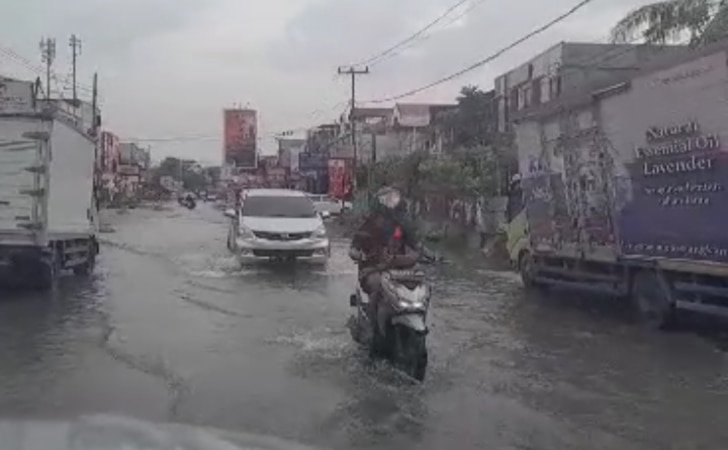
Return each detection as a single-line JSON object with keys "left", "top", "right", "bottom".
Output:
{"left": 494, "top": 42, "right": 689, "bottom": 132}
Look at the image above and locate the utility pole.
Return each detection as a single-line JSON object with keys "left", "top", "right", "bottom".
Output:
{"left": 91, "top": 72, "right": 99, "bottom": 135}
{"left": 337, "top": 66, "right": 369, "bottom": 190}
{"left": 39, "top": 37, "right": 56, "bottom": 100}
{"left": 69, "top": 34, "right": 82, "bottom": 103}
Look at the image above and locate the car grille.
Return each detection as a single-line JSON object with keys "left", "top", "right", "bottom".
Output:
{"left": 253, "top": 231, "right": 311, "bottom": 241}
{"left": 252, "top": 249, "right": 315, "bottom": 257}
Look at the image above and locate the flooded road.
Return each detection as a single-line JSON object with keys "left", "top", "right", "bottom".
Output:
{"left": 0, "top": 204, "right": 726, "bottom": 450}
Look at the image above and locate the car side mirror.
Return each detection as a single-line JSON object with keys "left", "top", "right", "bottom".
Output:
{"left": 320, "top": 211, "right": 331, "bottom": 219}
{"left": 224, "top": 208, "right": 237, "bottom": 219}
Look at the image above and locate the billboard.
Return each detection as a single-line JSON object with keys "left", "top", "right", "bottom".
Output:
{"left": 328, "top": 158, "right": 353, "bottom": 199}
{"left": 99, "top": 131, "right": 120, "bottom": 173}
{"left": 223, "top": 109, "right": 257, "bottom": 168}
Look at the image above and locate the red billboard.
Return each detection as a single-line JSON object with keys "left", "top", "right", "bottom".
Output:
{"left": 223, "top": 109, "right": 257, "bottom": 168}
{"left": 99, "top": 131, "right": 120, "bottom": 173}
{"left": 328, "top": 158, "right": 353, "bottom": 199}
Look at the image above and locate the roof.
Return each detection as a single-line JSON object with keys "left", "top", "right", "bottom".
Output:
{"left": 350, "top": 107, "right": 393, "bottom": 120}
{"left": 244, "top": 188, "right": 307, "bottom": 197}
{"left": 393, "top": 103, "right": 431, "bottom": 127}
{"left": 392, "top": 102, "right": 458, "bottom": 127}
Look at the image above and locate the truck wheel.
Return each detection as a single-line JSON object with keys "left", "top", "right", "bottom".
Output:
{"left": 519, "top": 251, "right": 544, "bottom": 291}
{"left": 631, "top": 270, "right": 676, "bottom": 330}
{"left": 36, "top": 248, "right": 60, "bottom": 290}
{"left": 73, "top": 249, "right": 96, "bottom": 276}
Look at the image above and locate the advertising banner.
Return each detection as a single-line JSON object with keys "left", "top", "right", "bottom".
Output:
{"left": 99, "top": 131, "right": 120, "bottom": 173}
{"left": 223, "top": 109, "right": 257, "bottom": 168}
{"left": 614, "top": 52, "right": 728, "bottom": 263}
{"left": 328, "top": 158, "right": 352, "bottom": 199}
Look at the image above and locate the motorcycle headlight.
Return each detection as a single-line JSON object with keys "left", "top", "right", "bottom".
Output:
{"left": 397, "top": 299, "right": 425, "bottom": 310}
{"left": 313, "top": 224, "right": 327, "bottom": 238}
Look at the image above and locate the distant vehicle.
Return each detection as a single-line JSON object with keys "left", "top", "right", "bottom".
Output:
{"left": 307, "top": 194, "right": 351, "bottom": 216}
{"left": 0, "top": 83, "right": 99, "bottom": 290}
{"left": 177, "top": 192, "right": 196, "bottom": 209}
{"left": 225, "top": 189, "right": 330, "bottom": 264}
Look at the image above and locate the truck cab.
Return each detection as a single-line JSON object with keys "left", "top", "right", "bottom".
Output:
{"left": 504, "top": 174, "right": 529, "bottom": 270}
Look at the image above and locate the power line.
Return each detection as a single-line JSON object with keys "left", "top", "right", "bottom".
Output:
{"left": 349, "top": 0, "right": 471, "bottom": 68}
{"left": 370, "top": 0, "right": 488, "bottom": 68}
{"left": 0, "top": 44, "right": 93, "bottom": 93}
{"left": 363, "top": 0, "right": 597, "bottom": 104}
{"left": 337, "top": 66, "right": 370, "bottom": 170}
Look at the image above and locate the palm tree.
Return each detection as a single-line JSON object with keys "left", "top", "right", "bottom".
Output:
{"left": 610, "top": 0, "right": 728, "bottom": 46}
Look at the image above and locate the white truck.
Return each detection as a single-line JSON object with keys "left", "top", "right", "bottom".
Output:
{"left": 506, "top": 41, "right": 728, "bottom": 328}
{"left": 0, "top": 78, "right": 99, "bottom": 289}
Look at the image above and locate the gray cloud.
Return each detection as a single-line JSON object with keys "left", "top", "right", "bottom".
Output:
{"left": 0, "top": 0, "right": 660, "bottom": 162}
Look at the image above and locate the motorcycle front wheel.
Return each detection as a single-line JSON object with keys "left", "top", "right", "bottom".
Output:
{"left": 393, "top": 325, "right": 428, "bottom": 381}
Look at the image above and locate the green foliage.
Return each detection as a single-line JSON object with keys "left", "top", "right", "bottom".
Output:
{"left": 610, "top": 0, "right": 727, "bottom": 45}
{"left": 359, "top": 147, "right": 503, "bottom": 201}
{"left": 357, "top": 84, "right": 515, "bottom": 202}
{"left": 440, "top": 85, "right": 497, "bottom": 149}
{"left": 151, "top": 157, "right": 208, "bottom": 191}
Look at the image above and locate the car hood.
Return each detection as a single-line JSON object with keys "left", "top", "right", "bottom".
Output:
{"left": 0, "top": 414, "right": 325, "bottom": 450}
{"left": 241, "top": 216, "right": 321, "bottom": 233}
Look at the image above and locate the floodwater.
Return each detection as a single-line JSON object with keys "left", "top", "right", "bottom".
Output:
{"left": 0, "top": 203, "right": 725, "bottom": 450}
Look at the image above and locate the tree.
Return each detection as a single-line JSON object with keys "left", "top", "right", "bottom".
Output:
{"left": 151, "top": 157, "right": 208, "bottom": 192}
{"left": 439, "top": 85, "right": 498, "bottom": 149}
{"left": 610, "top": 0, "right": 728, "bottom": 46}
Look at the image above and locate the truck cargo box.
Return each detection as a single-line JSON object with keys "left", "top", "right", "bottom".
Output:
{"left": 0, "top": 111, "right": 96, "bottom": 245}
{"left": 515, "top": 48, "right": 728, "bottom": 266}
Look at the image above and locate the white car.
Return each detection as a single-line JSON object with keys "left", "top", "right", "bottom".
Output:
{"left": 307, "top": 194, "right": 352, "bottom": 216}
{"left": 225, "top": 189, "right": 330, "bottom": 264}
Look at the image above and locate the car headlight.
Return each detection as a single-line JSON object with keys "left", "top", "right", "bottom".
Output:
{"left": 238, "top": 225, "right": 254, "bottom": 238}
{"left": 313, "top": 224, "right": 327, "bottom": 238}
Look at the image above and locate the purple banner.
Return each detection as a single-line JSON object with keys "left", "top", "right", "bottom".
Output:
{"left": 618, "top": 123, "right": 728, "bottom": 262}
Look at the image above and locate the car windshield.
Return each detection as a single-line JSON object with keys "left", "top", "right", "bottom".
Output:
{"left": 241, "top": 196, "right": 316, "bottom": 218}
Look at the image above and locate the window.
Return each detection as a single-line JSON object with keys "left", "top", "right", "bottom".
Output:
{"left": 510, "top": 88, "right": 519, "bottom": 111}
{"left": 242, "top": 196, "right": 316, "bottom": 218}
{"left": 522, "top": 86, "right": 532, "bottom": 108}
{"left": 532, "top": 79, "right": 541, "bottom": 105}
{"left": 549, "top": 75, "right": 562, "bottom": 98}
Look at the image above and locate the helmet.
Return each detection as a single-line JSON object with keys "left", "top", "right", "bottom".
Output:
{"left": 374, "top": 186, "right": 402, "bottom": 212}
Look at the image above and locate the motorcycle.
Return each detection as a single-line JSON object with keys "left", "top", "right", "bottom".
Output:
{"left": 348, "top": 250, "right": 434, "bottom": 381}
{"left": 185, "top": 197, "right": 197, "bottom": 209}
{"left": 178, "top": 194, "right": 197, "bottom": 210}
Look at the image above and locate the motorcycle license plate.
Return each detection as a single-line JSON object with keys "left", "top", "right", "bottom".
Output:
{"left": 389, "top": 269, "right": 423, "bottom": 279}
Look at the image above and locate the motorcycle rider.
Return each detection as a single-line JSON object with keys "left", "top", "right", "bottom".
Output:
{"left": 348, "top": 186, "right": 434, "bottom": 352}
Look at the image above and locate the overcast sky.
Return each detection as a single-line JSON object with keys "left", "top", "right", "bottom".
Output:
{"left": 1, "top": 0, "right": 657, "bottom": 165}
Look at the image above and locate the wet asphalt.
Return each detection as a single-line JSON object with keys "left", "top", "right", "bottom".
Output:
{"left": 0, "top": 203, "right": 726, "bottom": 450}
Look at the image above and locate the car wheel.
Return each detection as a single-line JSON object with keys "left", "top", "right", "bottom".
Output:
{"left": 227, "top": 226, "right": 235, "bottom": 251}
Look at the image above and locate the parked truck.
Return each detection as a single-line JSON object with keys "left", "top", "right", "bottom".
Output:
{"left": 0, "top": 78, "right": 99, "bottom": 289}
{"left": 505, "top": 41, "right": 728, "bottom": 327}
